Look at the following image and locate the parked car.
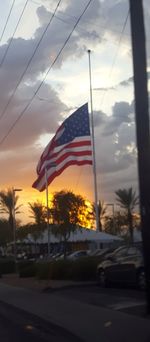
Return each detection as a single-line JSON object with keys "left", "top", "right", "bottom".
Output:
{"left": 97, "top": 244, "right": 145, "bottom": 290}
{"left": 67, "top": 250, "right": 89, "bottom": 260}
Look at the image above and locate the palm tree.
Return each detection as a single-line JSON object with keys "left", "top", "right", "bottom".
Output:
{"left": 115, "top": 187, "right": 139, "bottom": 243}
{"left": 28, "top": 201, "right": 46, "bottom": 253}
{"left": 93, "top": 200, "right": 107, "bottom": 231}
{"left": 28, "top": 201, "right": 46, "bottom": 226}
{"left": 0, "top": 188, "right": 21, "bottom": 233}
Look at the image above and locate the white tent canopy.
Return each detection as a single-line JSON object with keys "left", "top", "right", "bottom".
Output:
{"left": 24, "top": 227, "right": 122, "bottom": 244}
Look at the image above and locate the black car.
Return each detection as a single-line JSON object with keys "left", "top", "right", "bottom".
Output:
{"left": 97, "top": 245, "right": 145, "bottom": 290}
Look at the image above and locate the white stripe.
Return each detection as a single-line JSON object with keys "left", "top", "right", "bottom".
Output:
{"left": 108, "top": 301, "right": 146, "bottom": 310}
{"left": 36, "top": 154, "right": 92, "bottom": 190}
{"left": 40, "top": 145, "right": 92, "bottom": 173}
{"left": 37, "top": 136, "right": 91, "bottom": 174}
{"left": 45, "top": 136, "right": 91, "bottom": 156}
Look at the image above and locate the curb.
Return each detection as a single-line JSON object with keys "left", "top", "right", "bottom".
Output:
{"left": 42, "top": 281, "right": 97, "bottom": 293}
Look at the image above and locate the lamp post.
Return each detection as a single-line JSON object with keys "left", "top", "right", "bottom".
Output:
{"left": 12, "top": 188, "right": 22, "bottom": 264}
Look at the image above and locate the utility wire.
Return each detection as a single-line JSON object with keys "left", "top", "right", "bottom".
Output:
{"left": 99, "top": 9, "right": 130, "bottom": 109}
{"left": 0, "top": 0, "right": 16, "bottom": 45}
{"left": 0, "top": 0, "right": 29, "bottom": 69}
{"left": 0, "top": 0, "right": 62, "bottom": 121}
{"left": 0, "top": 0, "right": 93, "bottom": 146}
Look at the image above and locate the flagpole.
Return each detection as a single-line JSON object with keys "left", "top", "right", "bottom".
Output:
{"left": 45, "top": 167, "right": 50, "bottom": 255}
{"left": 87, "top": 49, "right": 99, "bottom": 231}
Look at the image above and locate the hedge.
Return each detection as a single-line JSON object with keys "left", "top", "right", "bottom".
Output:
{"left": 36, "top": 257, "right": 99, "bottom": 281}
{"left": 0, "top": 258, "right": 15, "bottom": 274}
{"left": 17, "top": 260, "right": 36, "bottom": 278}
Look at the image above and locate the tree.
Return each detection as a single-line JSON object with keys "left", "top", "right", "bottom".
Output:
{"left": 92, "top": 200, "right": 107, "bottom": 231}
{"left": 28, "top": 201, "right": 46, "bottom": 226}
{"left": 51, "top": 190, "right": 87, "bottom": 257}
{"left": 0, "top": 188, "right": 21, "bottom": 232}
{"left": 104, "top": 211, "right": 128, "bottom": 236}
{"left": 16, "top": 224, "right": 33, "bottom": 241}
{"left": 115, "top": 187, "right": 139, "bottom": 243}
{"left": 0, "top": 219, "right": 12, "bottom": 246}
{"left": 28, "top": 201, "right": 46, "bottom": 253}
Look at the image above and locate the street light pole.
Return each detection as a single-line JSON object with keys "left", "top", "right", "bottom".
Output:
{"left": 12, "top": 188, "right": 22, "bottom": 266}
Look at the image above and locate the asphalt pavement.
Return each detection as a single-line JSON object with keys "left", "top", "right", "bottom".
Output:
{"left": 0, "top": 282, "right": 149, "bottom": 342}
{"left": 52, "top": 285, "right": 147, "bottom": 317}
{"left": 0, "top": 300, "right": 82, "bottom": 342}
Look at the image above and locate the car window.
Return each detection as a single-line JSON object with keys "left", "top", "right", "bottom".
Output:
{"left": 114, "top": 247, "right": 128, "bottom": 258}
{"left": 127, "top": 247, "right": 142, "bottom": 256}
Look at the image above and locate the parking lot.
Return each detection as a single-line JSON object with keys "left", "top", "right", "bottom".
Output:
{"left": 52, "top": 285, "right": 147, "bottom": 318}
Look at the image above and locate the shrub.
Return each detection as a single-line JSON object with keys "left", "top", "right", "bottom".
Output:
{"left": 71, "top": 257, "right": 98, "bottom": 281}
{"left": 36, "top": 260, "right": 72, "bottom": 280}
{"left": 51, "top": 260, "right": 73, "bottom": 280}
{"left": 36, "top": 257, "right": 98, "bottom": 281}
{"left": 17, "top": 261, "right": 36, "bottom": 278}
{"left": 0, "top": 258, "right": 15, "bottom": 274}
{"left": 36, "top": 261, "right": 53, "bottom": 280}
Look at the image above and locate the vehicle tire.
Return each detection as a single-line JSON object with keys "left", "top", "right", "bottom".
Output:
{"left": 137, "top": 269, "right": 146, "bottom": 291}
{"left": 97, "top": 269, "right": 107, "bottom": 287}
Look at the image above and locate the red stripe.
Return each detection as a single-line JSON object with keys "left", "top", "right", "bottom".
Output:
{"left": 40, "top": 160, "right": 92, "bottom": 191}
{"left": 37, "top": 139, "right": 92, "bottom": 174}
{"left": 43, "top": 150, "right": 92, "bottom": 167}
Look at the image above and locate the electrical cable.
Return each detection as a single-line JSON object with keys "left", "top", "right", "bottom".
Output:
{"left": 0, "top": 0, "right": 93, "bottom": 146}
{"left": 0, "top": 0, "right": 29, "bottom": 69}
{"left": 99, "top": 9, "right": 130, "bottom": 109}
{"left": 0, "top": 0, "right": 16, "bottom": 45}
{"left": 0, "top": 0, "right": 62, "bottom": 121}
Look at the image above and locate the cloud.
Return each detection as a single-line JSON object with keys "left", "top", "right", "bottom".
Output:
{"left": 0, "top": 82, "right": 67, "bottom": 151}
{"left": 0, "top": 0, "right": 145, "bottom": 210}
{"left": 102, "top": 101, "right": 133, "bottom": 136}
{"left": 119, "top": 76, "right": 133, "bottom": 87}
{"left": 0, "top": 0, "right": 106, "bottom": 152}
{"left": 93, "top": 86, "right": 115, "bottom": 91}
{"left": 117, "top": 71, "right": 150, "bottom": 88}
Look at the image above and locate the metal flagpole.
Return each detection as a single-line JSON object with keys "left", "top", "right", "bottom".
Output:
{"left": 45, "top": 167, "right": 50, "bottom": 256}
{"left": 87, "top": 49, "right": 99, "bottom": 231}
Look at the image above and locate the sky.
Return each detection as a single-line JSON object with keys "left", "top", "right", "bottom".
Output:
{"left": 0, "top": 0, "right": 149, "bottom": 224}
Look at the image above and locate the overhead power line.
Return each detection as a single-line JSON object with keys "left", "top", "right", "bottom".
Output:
{"left": 0, "top": 0, "right": 29, "bottom": 69}
{"left": 0, "top": 0, "right": 93, "bottom": 147}
{"left": 0, "top": 0, "right": 16, "bottom": 45}
{"left": 0, "top": 0, "right": 62, "bottom": 122}
{"left": 99, "top": 9, "right": 130, "bottom": 109}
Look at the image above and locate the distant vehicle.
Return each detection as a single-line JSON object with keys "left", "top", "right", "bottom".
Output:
{"left": 55, "top": 252, "right": 72, "bottom": 260}
{"left": 67, "top": 250, "right": 89, "bottom": 260}
{"left": 97, "top": 245, "right": 145, "bottom": 290}
{"left": 88, "top": 248, "right": 109, "bottom": 257}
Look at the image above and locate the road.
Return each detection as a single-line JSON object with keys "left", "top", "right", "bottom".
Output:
{"left": 48, "top": 285, "right": 147, "bottom": 317}
{"left": 0, "top": 300, "right": 82, "bottom": 342}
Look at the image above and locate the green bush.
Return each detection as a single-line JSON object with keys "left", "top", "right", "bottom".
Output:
{"left": 0, "top": 258, "right": 15, "bottom": 274}
{"left": 51, "top": 260, "right": 73, "bottom": 280}
{"left": 71, "top": 257, "right": 98, "bottom": 281}
{"left": 36, "top": 257, "right": 99, "bottom": 281}
{"left": 17, "top": 261, "right": 36, "bottom": 278}
{"left": 36, "top": 260, "right": 72, "bottom": 280}
{"left": 36, "top": 261, "right": 53, "bottom": 280}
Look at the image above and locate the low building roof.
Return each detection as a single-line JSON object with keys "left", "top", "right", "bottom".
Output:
{"left": 24, "top": 227, "right": 122, "bottom": 244}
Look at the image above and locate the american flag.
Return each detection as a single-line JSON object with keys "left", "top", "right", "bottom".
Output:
{"left": 32, "top": 103, "right": 93, "bottom": 191}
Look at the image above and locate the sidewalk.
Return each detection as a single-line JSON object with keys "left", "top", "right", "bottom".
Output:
{"left": 0, "top": 281, "right": 149, "bottom": 342}
{"left": 0, "top": 273, "right": 95, "bottom": 291}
